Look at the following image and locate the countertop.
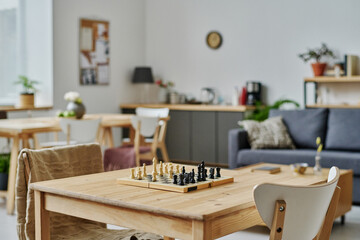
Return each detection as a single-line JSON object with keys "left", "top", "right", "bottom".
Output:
{"left": 120, "top": 103, "right": 255, "bottom": 112}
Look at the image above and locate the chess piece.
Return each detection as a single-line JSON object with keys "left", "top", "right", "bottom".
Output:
{"left": 143, "top": 163, "right": 147, "bottom": 178}
{"left": 216, "top": 167, "right": 221, "bottom": 178}
{"left": 209, "top": 168, "right": 215, "bottom": 179}
{"left": 169, "top": 167, "right": 173, "bottom": 179}
{"left": 182, "top": 166, "right": 186, "bottom": 175}
{"left": 152, "top": 171, "right": 157, "bottom": 182}
{"left": 202, "top": 169, "right": 206, "bottom": 181}
{"left": 165, "top": 164, "right": 169, "bottom": 174}
{"left": 204, "top": 168, "right": 208, "bottom": 178}
{"left": 176, "top": 165, "right": 180, "bottom": 174}
{"left": 178, "top": 173, "right": 185, "bottom": 186}
{"left": 184, "top": 173, "right": 190, "bottom": 184}
{"left": 173, "top": 175, "right": 178, "bottom": 184}
{"left": 159, "top": 164, "right": 164, "bottom": 177}
{"left": 153, "top": 159, "right": 157, "bottom": 174}
{"left": 137, "top": 168, "right": 142, "bottom": 180}
{"left": 130, "top": 168, "right": 135, "bottom": 179}
{"left": 190, "top": 170, "right": 196, "bottom": 183}
{"left": 170, "top": 165, "right": 174, "bottom": 174}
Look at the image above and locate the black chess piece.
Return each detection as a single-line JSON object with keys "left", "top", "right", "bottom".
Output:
{"left": 202, "top": 168, "right": 206, "bottom": 181}
{"left": 185, "top": 173, "right": 190, "bottom": 184}
{"left": 209, "top": 168, "right": 215, "bottom": 179}
{"left": 182, "top": 166, "right": 186, "bottom": 175}
{"left": 204, "top": 168, "right": 208, "bottom": 178}
{"left": 201, "top": 161, "right": 205, "bottom": 169}
{"left": 216, "top": 167, "right": 221, "bottom": 178}
{"left": 173, "top": 175, "right": 178, "bottom": 184}
{"left": 197, "top": 165, "right": 202, "bottom": 182}
{"left": 178, "top": 173, "right": 185, "bottom": 186}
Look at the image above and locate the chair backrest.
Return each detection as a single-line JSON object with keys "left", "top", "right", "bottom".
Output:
{"left": 131, "top": 116, "right": 159, "bottom": 137}
{"left": 253, "top": 167, "right": 340, "bottom": 240}
{"left": 59, "top": 118, "right": 101, "bottom": 144}
{"left": 135, "top": 107, "right": 169, "bottom": 118}
{"left": 16, "top": 143, "right": 104, "bottom": 240}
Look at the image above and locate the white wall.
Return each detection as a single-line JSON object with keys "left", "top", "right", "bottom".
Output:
{"left": 145, "top": 0, "right": 360, "bottom": 106}
{"left": 53, "top": 0, "right": 146, "bottom": 113}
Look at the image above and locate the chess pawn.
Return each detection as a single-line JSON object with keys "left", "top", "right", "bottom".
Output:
{"left": 169, "top": 169, "right": 173, "bottom": 179}
{"left": 143, "top": 163, "right": 147, "bottom": 178}
{"left": 152, "top": 158, "right": 157, "bottom": 174}
{"left": 130, "top": 168, "right": 135, "bottom": 179}
{"left": 165, "top": 164, "right": 169, "bottom": 174}
{"left": 169, "top": 165, "right": 174, "bottom": 174}
{"left": 176, "top": 165, "right": 180, "bottom": 174}
{"left": 159, "top": 164, "right": 164, "bottom": 177}
{"left": 216, "top": 167, "right": 221, "bottom": 178}
{"left": 152, "top": 171, "right": 157, "bottom": 182}
{"left": 182, "top": 166, "right": 186, "bottom": 175}
{"left": 137, "top": 169, "right": 142, "bottom": 180}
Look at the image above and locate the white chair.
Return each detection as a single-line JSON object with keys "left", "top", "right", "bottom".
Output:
{"left": 40, "top": 118, "right": 101, "bottom": 147}
{"left": 123, "top": 107, "right": 170, "bottom": 162}
{"left": 131, "top": 116, "right": 160, "bottom": 167}
{"left": 253, "top": 167, "right": 340, "bottom": 240}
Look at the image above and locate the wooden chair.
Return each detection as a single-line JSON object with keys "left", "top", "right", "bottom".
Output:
{"left": 104, "top": 116, "right": 160, "bottom": 170}
{"left": 253, "top": 167, "right": 340, "bottom": 240}
{"left": 16, "top": 143, "right": 162, "bottom": 240}
{"left": 131, "top": 115, "right": 160, "bottom": 167}
{"left": 40, "top": 118, "right": 101, "bottom": 147}
{"left": 135, "top": 107, "right": 170, "bottom": 162}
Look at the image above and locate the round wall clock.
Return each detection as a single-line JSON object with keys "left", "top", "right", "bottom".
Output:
{"left": 206, "top": 31, "right": 222, "bottom": 49}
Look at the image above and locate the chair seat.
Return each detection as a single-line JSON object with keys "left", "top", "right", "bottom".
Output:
{"left": 104, "top": 145, "right": 152, "bottom": 171}
{"left": 40, "top": 140, "right": 77, "bottom": 148}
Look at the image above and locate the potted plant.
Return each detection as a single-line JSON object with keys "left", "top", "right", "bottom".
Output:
{"left": 155, "top": 79, "right": 175, "bottom": 103}
{"left": 0, "top": 153, "right": 10, "bottom": 190}
{"left": 63, "top": 91, "right": 86, "bottom": 119}
{"left": 298, "top": 43, "right": 335, "bottom": 76}
{"left": 14, "top": 75, "right": 39, "bottom": 107}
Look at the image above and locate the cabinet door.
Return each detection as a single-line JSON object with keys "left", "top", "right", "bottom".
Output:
{"left": 165, "top": 111, "right": 191, "bottom": 160}
{"left": 191, "top": 111, "right": 216, "bottom": 163}
{"left": 217, "top": 112, "right": 244, "bottom": 164}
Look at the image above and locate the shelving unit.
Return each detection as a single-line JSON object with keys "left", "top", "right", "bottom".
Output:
{"left": 304, "top": 76, "right": 360, "bottom": 108}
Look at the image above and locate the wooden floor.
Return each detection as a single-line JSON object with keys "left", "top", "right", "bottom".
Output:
{"left": 1, "top": 198, "right": 359, "bottom": 239}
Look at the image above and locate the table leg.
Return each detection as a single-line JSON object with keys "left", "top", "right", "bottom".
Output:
{"left": 192, "top": 220, "right": 212, "bottom": 240}
{"left": 106, "top": 127, "right": 114, "bottom": 148}
{"left": 31, "top": 134, "right": 40, "bottom": 149}
{"left": 22, "top": 135, "right": 30, "bottom": 148}
{"left": 6, "top": 136, "right": 19, "bottom": 214}
{"left": 34, "top": 190, "right": 50, "bottom": 240}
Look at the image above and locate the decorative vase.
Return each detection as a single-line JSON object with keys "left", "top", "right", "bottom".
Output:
{"left": 158, "top": 88, "right": 168, "bottom": 103}
{"left": 314, "top": 155, "right": 322, "bottom": 175}
{"left": 311, "top": 63, "right": 327, "bottom": 76}
{"left": 19, "top": 93, "right": 34, "bottom": 108}
{"left": 66, "top": 102, "right": 86, "bottom": 119}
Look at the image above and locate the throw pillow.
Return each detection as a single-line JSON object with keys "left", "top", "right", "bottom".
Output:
{"left": 239, "top": 117, "right": 296, "bottom": 149}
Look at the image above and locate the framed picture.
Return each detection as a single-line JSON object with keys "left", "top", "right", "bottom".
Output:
{"left": 79, "top": 18, "right": 110, "bottom": 85}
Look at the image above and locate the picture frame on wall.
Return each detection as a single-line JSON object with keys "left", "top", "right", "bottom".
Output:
{"left": 79, "top": 18, "right": 110, "bottom": 85}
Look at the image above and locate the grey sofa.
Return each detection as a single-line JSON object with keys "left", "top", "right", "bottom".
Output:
{"left": 228, "top": 108, "right": 360, "bottom": 204}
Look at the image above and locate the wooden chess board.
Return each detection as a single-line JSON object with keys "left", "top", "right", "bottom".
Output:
{"left": 116, "top": 174, "right": 234, "bottom": 193}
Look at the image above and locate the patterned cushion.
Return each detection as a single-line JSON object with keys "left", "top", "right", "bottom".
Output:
{"left": 239, "top": 117, "right": 295, "bottom": 149}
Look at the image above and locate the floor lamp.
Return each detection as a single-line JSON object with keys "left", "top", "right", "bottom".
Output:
{"left": 132, "top": 67, "right": 154, "bottom": 103}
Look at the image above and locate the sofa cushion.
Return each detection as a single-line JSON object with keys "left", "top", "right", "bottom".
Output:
{"left": 325, "top": 109, "right": 360, "bottom": 151}
{"left": 239, "top": 117, "right": 295, "bottom": 149}
{"left": 269, "top": 108, "right": 328, "bottom": 149}
{"left": 236, "top": 149, "right": 360, "bottom": 175}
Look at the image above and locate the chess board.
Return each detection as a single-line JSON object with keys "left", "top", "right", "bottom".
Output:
{"left": 116, "top": 173, "right": 234, "bottom": 193}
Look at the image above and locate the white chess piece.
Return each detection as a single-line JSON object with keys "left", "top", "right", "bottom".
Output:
{"left": 152, "top": 171, "right": 157, "bottom": 182}
{"left": 137, "top": 168, "right": 142, "bottom": 180}
{"left": 143, "top": 163, "right": 147, "bottom": 178}
{"left": 130, "top": 168, "right": 135, "bottom": 179}
{"left": 165, "top": 164, "right": 169, "bottom": 174}
{"left": 176, "top": 165, "right": 180, "bottom": 174}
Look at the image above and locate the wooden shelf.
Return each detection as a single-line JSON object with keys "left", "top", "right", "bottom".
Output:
{"left": 306, "top": 104, "right": 360, "bottom": 109}
{"left": 120, "top": 103, "right": 256, "bottom": 112}
{"left": 304, "top": 76, "right": 360, "bottom": 83}
{"left": 0, "top": 105, "right": 53, "bottom": 112}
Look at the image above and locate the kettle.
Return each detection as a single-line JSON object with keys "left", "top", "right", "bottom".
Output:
{"left": 200, "top": 88, "right": 216, "bottom": 104}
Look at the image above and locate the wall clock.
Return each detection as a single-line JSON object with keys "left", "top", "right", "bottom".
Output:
{"left": 206, "top": 31, "right": 222, "bottom": 49}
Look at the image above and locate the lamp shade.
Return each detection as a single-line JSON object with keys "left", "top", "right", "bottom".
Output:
{"left": 132, "top": 67, "right": 154, "bottom": 83}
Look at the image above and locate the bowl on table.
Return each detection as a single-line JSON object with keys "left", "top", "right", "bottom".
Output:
{"left": 290, "top": 163, "right": 309, "bottom": 174}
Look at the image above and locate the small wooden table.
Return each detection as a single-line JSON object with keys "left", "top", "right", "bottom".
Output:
{"left": 0, "top": 114, "right": 135, "bottom": 214}
{"left": 30, "top": 163, "right": 353, "bottom": 240}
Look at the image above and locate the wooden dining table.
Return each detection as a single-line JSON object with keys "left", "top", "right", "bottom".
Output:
{"left": 0, "top": 113, "right": 135, "bottom": 214}
{"left": 30, "top": 163, "right": 352, "bottom": 240}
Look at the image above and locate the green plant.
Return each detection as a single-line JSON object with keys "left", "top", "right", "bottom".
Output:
{"left": 298, "top": 43, "right": 335, "bottom": 63}
{"left": 246, "top": 99, "right": 300, "bottom": 122}
{"left": 0, "top": 154, "right": 10, "bottom": 174}
{"left": 14, "top": 75, "right": 39, "bottom": 94}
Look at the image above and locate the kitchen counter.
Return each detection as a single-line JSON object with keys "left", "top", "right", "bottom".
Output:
{"left": 120, "top": 103, "right": 255, "bottom": 112}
